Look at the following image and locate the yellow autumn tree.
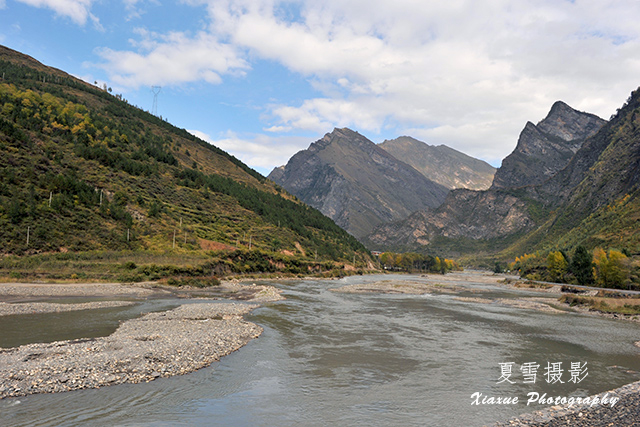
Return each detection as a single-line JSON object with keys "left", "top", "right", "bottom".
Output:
{"left": 547, "top": 251, "right": 568, "bottom": 283}
{"left": 593, "top": 248, "right": 630, "bottom": 289}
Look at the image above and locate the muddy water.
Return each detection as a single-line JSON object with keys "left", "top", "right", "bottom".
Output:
{"left": 1, "top": 272, "right": 640, "bottom": 426}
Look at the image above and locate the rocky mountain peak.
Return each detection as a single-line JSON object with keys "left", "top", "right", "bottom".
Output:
{"left": 268, "top": 129, "right": 448, "bottom": 238}
{"left": 537, "top": 101, "right": 606, "bottom": 142}
{"left": 491, "top": 102, "right": 606, "bottom": 189}
{"left": 309, "top": 128, "right": 371, "bottom": 153}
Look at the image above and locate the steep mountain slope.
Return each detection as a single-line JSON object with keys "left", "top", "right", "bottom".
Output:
{"left": 365, "top": 95, "right": 640, "bottom": 258}
{"left": 268, "top": 128, "right": 449, "bottom": 238}
{"left": 511, "top": 89, "right": 640, "bottom": 253}
{"left": 364, "top": 188, "right": 534, "bottom": 253}
{"left": 0, "top": 45, "right": 366, "bottom": 263}
{"left": 491, "top": 101, "right": 606, "bottom": 189}
{"left": 379, "top": 137, "right": 496, "bottom": 190}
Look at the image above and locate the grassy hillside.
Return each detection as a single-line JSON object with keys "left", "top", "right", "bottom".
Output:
{"left": 0, "top": 45, "right": 369, "bottom": 280}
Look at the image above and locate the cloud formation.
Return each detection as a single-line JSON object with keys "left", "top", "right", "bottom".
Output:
{"left": 189, "top": 129, "right": 310, "bottom": 173}
{"left": 17, "top": 0, "right": 100, "bottom": 27}
{"left": 92, "top": 1, "right": 640, "bottom": 164}
{"left": 96, "top": 29, "right": 249, "bottom": 88}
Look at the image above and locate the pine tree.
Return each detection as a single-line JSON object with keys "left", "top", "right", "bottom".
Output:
{"left": 570, "top": 246, "right": 593, "bottom": 286}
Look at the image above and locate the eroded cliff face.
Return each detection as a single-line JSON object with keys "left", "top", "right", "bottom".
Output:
{"left": 379, "top": 137, "right": 496, "bottom": 190}
{"left": 364, "top": 189, "right": 534, "bottom": 250}
{"left": 268, "top": 128, "right": 449, "bottom": 238}
{"left": 491, "top": 101, "right": 606, "bottom": 189}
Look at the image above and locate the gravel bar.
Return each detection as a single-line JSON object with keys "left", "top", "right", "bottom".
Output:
{"left": 0, "top": 302, "right": 262, "bottom": 399}
{"left": 492, "top": 380, "right": 640, "bottom": 426}
{"left": 0, "top": 282, "right": 161, "bottom": 301}
{"left": 0, "top": 301, "right": 136, "bottom": 316}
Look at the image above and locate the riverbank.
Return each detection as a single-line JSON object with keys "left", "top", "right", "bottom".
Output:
{"left": 492, "top": 380, "right": 640, "bottom": 426}
{"left": 499, "top": 278, "right": 640, "bottom": 322}
{"left": 0, "top": 302, "right": 262, "bottom": 399}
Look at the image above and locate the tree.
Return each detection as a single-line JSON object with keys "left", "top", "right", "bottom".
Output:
{"left": 547, "top": 251, "right": 568, "bottom": 283}
{"left": 593, "top": 248, "right": 630, "bottom": 289}
{"left": 380, "top": 252, "right": 395, "bottom": 269}
{"left": 570, "top": 246, "right": 593, "bottom": 286}
{"left": 608, "top": 250, "right": 630, "bottom": 289}
{"left": 592, "top": 247, "right": 609, "bottom": 287}
{"left": 493, "top": 261, "right": 504, "bottom": 274}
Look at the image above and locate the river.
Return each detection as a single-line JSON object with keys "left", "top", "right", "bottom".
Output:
{"left": 2, "top": 272, "right": 640, "bottom": 426}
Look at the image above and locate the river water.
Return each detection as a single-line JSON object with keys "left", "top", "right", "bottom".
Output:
{"left": 2, "top": 272, "right": 640, "bottom": 426}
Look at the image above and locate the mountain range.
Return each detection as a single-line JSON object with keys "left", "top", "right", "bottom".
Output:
{"left": 271, "top": 85, "right": 640, "bottom": 263}
{"left": 365, "top": 93, "right": 640, "bottom": 260}
{"left": 268, "top": 130, "right": 497, "bottom": 239}
{"left": 268, "top": 128, "right": 449, "bottom": 238}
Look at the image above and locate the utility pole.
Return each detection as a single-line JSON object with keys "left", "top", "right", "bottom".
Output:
{"left": 249, "top": 235, "right": 252, "bottom": 250}
{"left": 26, "top": 226, "right": 30, "bottom": 246}
{"left": 49, "top": 191, "right": 52, "bottom": 207}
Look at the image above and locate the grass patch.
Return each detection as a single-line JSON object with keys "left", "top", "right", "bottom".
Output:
{"left": 513, "top": 281, "right": 554, "bottom": 290}
{"left": 165, "top": 276, "right": 221, "bottom": 288}
{"left": 560, "top": 294, "right": 640, "bottom": 315}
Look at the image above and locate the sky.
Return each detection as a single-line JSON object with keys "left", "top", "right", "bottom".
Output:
{"left": 2, "top": 1, "right": 640, "bottom": 175}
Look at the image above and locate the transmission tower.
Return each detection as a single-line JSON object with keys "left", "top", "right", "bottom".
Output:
{"left": 151, "top": 86, "right": 161, "bottom": 116}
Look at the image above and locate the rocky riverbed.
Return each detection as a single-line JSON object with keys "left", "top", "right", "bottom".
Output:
{"left": 492, "top": 380, "right": 640, "bottom": 426}
{"left": 0, "top": 302, "right": 262, "bottom": 399}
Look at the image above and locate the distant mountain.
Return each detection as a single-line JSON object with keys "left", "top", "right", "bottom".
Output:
{"left": 0, "top": 45, "right": 366, "bottom": 262}
{"left": 379, "top": 137, "right": 496, "bottom": 190}
{"left": 268, "top": 128, "right": 449, "bottom": 238}
{"left": 365, "top": 93, "right": 640, "bottom": 259}
{"left": 491, "top": 101, "right": 606, "bottom": 189}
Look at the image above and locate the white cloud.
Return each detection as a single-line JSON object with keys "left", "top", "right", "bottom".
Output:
{"left": 17, "top": 0, "right": 100, "bottom": 27}
{"left": 122, "top": 0, "right": 158, "bottom": 20}
{"left": 216, "top": 0, "right": 640, "bottom": 160}
{"left": 189, "top": 129, "right": 311, "bottom": 173}
{"left": 95, "top": 30, "right": 249, "bottom": 88}
{"left": 263, "top": 125, "right": 292, "bottom": 133}
{"left": 96, "top": 0, "right": 640, "bottom": 164}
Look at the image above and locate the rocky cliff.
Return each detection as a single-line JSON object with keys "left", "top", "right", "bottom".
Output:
{"left": 379, "top": 137, "right": 496, "bottom": 190}
{"left": 491, "top": 101, "right": 606, "bottom": 189}
{"left": 268, "top": 128, "right": 449, "bottom": 238}
{"left": 363, "top": 188, "right": 534, "bottom": 253}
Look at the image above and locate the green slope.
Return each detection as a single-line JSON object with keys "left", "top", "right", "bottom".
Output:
{"left": 0, "top": 45, "right": 368, "bottom": 279}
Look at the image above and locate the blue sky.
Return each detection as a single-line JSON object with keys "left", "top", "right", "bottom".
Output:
{"left": 2, "top": 0, "right": 640, "bottom": 175}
